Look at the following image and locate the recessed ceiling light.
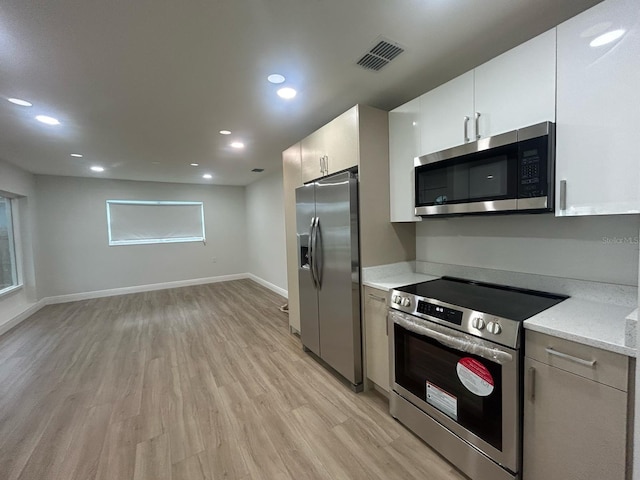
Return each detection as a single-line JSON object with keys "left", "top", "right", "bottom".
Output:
{"left": 590, "top": 29, "right": 625, "bottom": 47}
{"left": 190, "top": 163, "right": 199, "bottom": 166}
{"left": 277, "top": 87, "right": 297, "bottom": 99}
{"left": 219, "top": 130, "right": 231, "bottom": 135}
{"left": 8, "top": 98, "right": 32, "bottom": 107}
{"left": 70, "top": 153, "right": 83, "bottom": 158}
{"left": 230, "top": 142, "right": 244, "bottom": 149}
{"left": 90, "top": 166, "right": 104, "bottom": 172}
{"left": 267, "top": 74, "right": 286, "bottom": 84}
{"left": 202, "top": 173, "right": 213, "bottom": 179}
{"left": 35, "top": 115, "right": 60, "bottom": 126}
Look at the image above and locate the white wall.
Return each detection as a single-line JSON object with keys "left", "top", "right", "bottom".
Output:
{"left": 0, "top": 159, "right": 39, "bottom": 333}
{"left": 245, "top": 171, "right": 287, "bottom": 294}
{"left": 35, "top": 175, "right": 248, "bottom": 298}
{"left": 416, "top": 214, "right": 640, "bottom": 286}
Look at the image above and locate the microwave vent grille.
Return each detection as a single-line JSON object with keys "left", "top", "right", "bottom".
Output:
{"left": 356, "top": 38, "right": 405, "bottom": 71}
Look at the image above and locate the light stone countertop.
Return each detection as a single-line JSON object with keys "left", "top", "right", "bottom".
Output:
{"left": 362, "top": 272, "right": 438, "bottom": 291}
{"left": 361, "top": 261, "right": 438, "bottom": 291}
{"left": 362, "top": 261, "right": 638, "bottom": 358}
{"left": 524, "top": 298, "right": 636, "bottom": 357}
{"left": 624, "top": 308, "right": 638, "bottom": 350}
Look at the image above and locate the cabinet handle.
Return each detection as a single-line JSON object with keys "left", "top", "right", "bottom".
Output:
{"left": 528, "top": 366, "right": 536, "bottom": 401}
{"left": 367, "top": 293, "right": 386, "bottom": 303}
{"left": 324, "top": 155, "right": 328, "bottom": 175}
{"left": 545, "top": 347, "right": 597, "bottom": 367}
{"left": 319, "top": 156, "right": 324, "bottom": 175}
{"left": 463, "top": 116, "right": 470, "bottom": 143}
{"left": 559, "top": 180, "right": 567, "bottom": 211}
{"left": 386, "top": 311, "right": 389, "bottom": 336}
{"left": 475, "top": 112, "right": 481, "bottom": 140}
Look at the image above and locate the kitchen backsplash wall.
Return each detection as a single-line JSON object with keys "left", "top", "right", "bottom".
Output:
{"left": 416, "top": 214, "right": 640, "bottom": 286}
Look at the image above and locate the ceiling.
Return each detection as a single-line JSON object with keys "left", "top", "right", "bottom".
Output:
{"left": 0, "top": 0, "right": 602, "bottom": 186}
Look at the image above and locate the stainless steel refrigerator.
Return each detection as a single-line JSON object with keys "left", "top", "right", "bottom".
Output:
{"left": 295, "top": 169, "right": 362, "bottom": 391}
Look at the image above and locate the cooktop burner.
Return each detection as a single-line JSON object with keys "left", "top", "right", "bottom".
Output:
{"left": 396, "top": 277, "right": 568, "bottom": 322}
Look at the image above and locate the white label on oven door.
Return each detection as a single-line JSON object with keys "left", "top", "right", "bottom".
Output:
{"left": 426, "top": 382, "right": 458, "bottom": 421}
{"left": 456, "top": 357, "right": 495, "bottom": 397}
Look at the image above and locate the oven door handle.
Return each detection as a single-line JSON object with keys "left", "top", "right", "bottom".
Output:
{"left": 390, "top": 310, "right": 513, "bottom": 364}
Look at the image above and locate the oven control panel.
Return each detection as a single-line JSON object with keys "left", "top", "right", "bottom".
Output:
{"left": 389, "top": 289, "right": 519, "bottom": 348}
{"left": 417, "top": 300, "right": 463, "bottom": 325}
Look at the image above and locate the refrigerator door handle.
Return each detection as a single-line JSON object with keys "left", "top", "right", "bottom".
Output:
{"left": 313, "top": 217, "right": 322, "bottom": 288}
{"left": 308, "top": 217, "right": 318, "bottom": 289}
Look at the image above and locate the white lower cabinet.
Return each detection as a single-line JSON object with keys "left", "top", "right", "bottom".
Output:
{"left": 363, "top": 286, "right": 390, "bottom": 392}
{"left": 523, "top": 331, "right": 628, "bottom": 480}
{"left": 556, "top": 0, "right": 640, "bottom": 216}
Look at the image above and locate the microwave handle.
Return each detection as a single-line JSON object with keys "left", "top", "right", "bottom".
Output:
{"left": 389, "top": 310, "right": 513, "bottom": 364}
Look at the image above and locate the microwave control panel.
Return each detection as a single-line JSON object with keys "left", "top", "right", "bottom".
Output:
{"left": 518, "top": 136, "right": 548, "bottom": 198}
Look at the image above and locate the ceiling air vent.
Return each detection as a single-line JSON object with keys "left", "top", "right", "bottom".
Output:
{"left": 252, "top": 168, "right": 264, "bottom": 173}
{"left": 356, "top": 38, "right": 405, "bottom": 72}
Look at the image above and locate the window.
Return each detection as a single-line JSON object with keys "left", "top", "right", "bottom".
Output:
{"left": 106, "top": 200, "right": 206, "bottom": 246}
{"left": 0, "top": 195, "right": 18, "bottom": 293}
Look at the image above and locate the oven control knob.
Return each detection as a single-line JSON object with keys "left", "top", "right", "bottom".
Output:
{"left": 471, "top": 317, "right": 485, "bottom": 330}
{"left": 401, "top": 297, "right": 412, "bottom": 307}
{"left": 392, "top": 295, "right": 401, "bottom": 304}
{"left": 487, "top": 322, "right": 502, "bottom": 335}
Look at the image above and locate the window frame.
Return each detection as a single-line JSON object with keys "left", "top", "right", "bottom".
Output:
{"left": 0, "top": 194, "right": 19, "bottom": 296}
{"left": 106, "top": 200, "right": 206, "bottom": 246}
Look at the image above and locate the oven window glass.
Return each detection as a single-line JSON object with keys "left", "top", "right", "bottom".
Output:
{"left": 394, "top": 324, "right": 503, "bottom": 450}
{"left": 416, "top": 145, "right": 518, "bottom": 207}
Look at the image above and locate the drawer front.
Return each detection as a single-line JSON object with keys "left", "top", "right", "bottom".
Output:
{"left": 525, "top": 331, "right": 628, "bottom": 391}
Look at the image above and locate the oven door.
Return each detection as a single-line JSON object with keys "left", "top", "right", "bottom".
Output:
{"left": 388, "top": 310, "right": 520, "bottom": 473}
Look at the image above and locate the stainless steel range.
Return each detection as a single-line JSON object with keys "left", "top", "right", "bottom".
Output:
{"left": 388, "top": 277, "right": 567, "bottom": 480}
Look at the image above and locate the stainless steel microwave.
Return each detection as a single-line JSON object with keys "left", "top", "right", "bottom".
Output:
{"left": 414, "top": 122, "right": 555, "bottom": 216}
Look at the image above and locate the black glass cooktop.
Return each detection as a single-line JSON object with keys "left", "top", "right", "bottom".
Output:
{"left": 396, "top": 277, "right": 568, "bottom": 322}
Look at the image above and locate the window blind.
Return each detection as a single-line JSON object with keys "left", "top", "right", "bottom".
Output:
{"left": 106, "top": 200, "right": 205, "bottom": 246}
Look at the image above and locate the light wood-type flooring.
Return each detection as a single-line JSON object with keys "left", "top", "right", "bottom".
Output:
{"left": 0, "top": 279, "right": 467, "bottom": 480}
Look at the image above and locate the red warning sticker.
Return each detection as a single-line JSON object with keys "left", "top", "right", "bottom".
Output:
{"left": 456, "top": 357, "right": 494, "bottom": 397}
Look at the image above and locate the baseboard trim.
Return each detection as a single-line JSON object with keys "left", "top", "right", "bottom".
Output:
{"left": 246, "top": 274, "right": 288, "bottom": 298}
{"left": 0, "top": 298, "right": 49, "bottom": 337}
{"left": 45, "top": 273, "right": 249, "bottom": 305}
{"left": 1, "top": 273, "right": 288, "bottom": 338}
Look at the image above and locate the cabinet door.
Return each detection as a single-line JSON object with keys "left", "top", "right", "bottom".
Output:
{"left": 556, "top": 0, "right": 640, "bottom": 216}
{"left": 523, "top": 357, "right": 627, "bottom": 480}
{"left": 301, "top": 128, "right": 326, "bottom": 184}
{"left": 419, "top": 71, "right": 474, "bottom": 155}
{"left": 363, "top": 286, "right": 390, "bottom": 392}
{"left": 474, "top": 29, "right": 556, "bottom": 139}
{"left": 282, "top": 143, "right": 302, "bottom": 332}
{"left": 324, "top": 106, "right": 359, "bottom": 176}
{"left": 389, "top": 98, "right": 422, "bottom": 222}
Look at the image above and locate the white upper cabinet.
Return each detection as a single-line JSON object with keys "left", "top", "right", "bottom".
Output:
{"left": 420, "top": 71, "right": 475, "bottom": 155}
{"left": 300, "top": 107, "right": 359, "bottom": 184}
{"left": 419, "top": 30, "right": 556, "bottom": 156}
{"left": 389, "top": 97, "right": 422, "bottom": 222}
{"left": 301, "top": 128, "right": 326, "bottom": 184}
{"left": 474, "top": 29, "right": 556, "bottom": 139}
{"left": 324, "top": 107, "right": 359, "bottom": 177}
{"left": 556, "top": 0, "right": 640, "bottom": 216}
